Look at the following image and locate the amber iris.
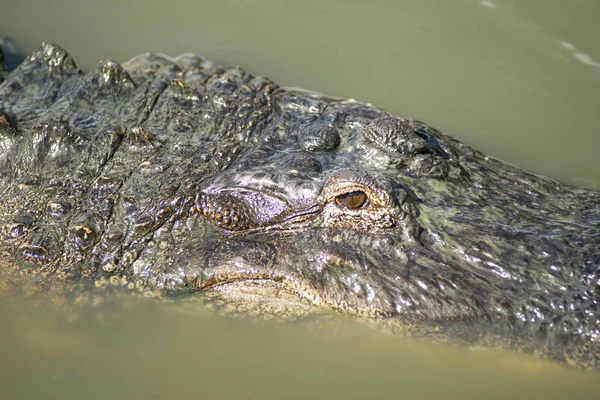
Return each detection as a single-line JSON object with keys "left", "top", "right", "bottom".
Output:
{"left": 335, "top": 191, "right": 367, "bottom": 209}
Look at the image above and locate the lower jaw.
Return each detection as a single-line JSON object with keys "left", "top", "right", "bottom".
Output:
{"left": 202, "top": 279, "right": 321, "bottom": 319}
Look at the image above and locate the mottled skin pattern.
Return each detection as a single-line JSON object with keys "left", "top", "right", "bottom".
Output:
{"left": 0, "top": 44, "right": 598, "bottom": 369}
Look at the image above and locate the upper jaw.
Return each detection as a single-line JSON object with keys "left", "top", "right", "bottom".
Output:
{"left": 188, "top": 225, "right": 415, "bottom": 317}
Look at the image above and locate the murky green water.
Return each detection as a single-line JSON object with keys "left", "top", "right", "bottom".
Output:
{"left": 1, "top": 1, "right": 599, "bottom": 398}
{"left": 1, "top": 298, "right": 598, "bottom": 400}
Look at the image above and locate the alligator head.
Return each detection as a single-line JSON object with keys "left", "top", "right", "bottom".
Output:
{"left": 0, "top": 44, "right": 598, "bottom": 368}
{"left": 189, "top": 95, "right": 452, "bottom": 312}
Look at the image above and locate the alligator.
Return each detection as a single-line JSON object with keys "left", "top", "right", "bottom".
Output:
{"left": 0, "top": 43, "right": 598, "bottom": 369}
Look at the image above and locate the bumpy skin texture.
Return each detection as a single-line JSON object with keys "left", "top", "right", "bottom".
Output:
{"left": 0, "top": 44, "right": 599, "bottom": 368}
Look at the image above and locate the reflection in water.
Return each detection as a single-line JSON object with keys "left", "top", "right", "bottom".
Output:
{"left": 558, "top": 40, "right": 600, "bottom": 67}
{"left": 571, "top": 53, "right": 600, "bottom": 68}
{"left": 559, "top": 41, "right": 600, "bottom": 68}
{"left": 478, "top": 0, "right": 496, "bottom": 9}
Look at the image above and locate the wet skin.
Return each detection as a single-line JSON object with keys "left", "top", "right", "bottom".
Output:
{"left": 0, "top": 43, "right": 598, "bottom": 369}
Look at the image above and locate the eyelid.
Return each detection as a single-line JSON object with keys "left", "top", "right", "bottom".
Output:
{"left": 323, "top": 181, "right": 366, "bottom": 198}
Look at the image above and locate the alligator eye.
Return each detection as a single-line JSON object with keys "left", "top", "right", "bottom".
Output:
{"left": 335, "top": 191, "right": 367, "bottom": 209}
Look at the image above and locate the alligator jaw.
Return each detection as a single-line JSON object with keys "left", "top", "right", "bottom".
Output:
{"left": 199, "top": 273, "right": 322, "bottom": 318}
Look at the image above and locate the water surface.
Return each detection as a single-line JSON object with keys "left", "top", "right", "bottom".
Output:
{"left": 1, "top": 298, "right": 598, "bottom": 400}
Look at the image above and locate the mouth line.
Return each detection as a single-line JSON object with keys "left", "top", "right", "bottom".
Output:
{"left": 200, "top": 272, "right": 286, "bottom": 290}
{"left": 200, "top": 272, "right": 318, "bottom": 305}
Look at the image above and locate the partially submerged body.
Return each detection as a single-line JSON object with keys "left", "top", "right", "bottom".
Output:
{"left": 1, "top": 43, "right": 598, "bottom": 368}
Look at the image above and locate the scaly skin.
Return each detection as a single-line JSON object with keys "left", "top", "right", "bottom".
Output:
{"left": 0, "top": 43, "right": 598, "bottom": 369}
